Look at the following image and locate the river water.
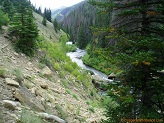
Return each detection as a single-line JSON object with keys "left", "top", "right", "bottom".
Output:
{"left": 66, "top": 48, "right": 111, "bottom": 81}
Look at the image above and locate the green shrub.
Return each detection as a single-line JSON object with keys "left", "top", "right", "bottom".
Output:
{"left": 63, "top": 62, "right": 74, "bottom": 73}
{"left": 55, "top": 104, "right": 67, "bottom": 119}
{"left": 38, "top": 63, "right": 45, "bottom": 69}
{"left": 42, "top": 16, "right": 47, "bottom": 26}
{"left": 12, "top": 68, "right": 23, "bottom": 82}
{"left": 0, "top": 9, "right": 9, "bottom": 29}
{"left": 53, "top": 62, "right": 61, "bottom": 71}
{"left": 88, "top": 107, "right": 95, "bottom": 113}
{"left": 72, "top": 94, "right": 79, "bottom": 100}
{"left": 86, "top": 100, "right": 91, "bottom": 105}
{"left": 61, "top": 79, "right": 69, "bottom": 88}
{"left": 72, "top": 69, "right": 80, "bottom": 77}
{"left": 18, "top": 109, "right": 48, "bottom": 123}
{"left": 38, "top": 72, "right": 44, "bottom": 78}
{"left": 65, "top": 89, "right": 71, "bottom": 94}
{"left": 0, "top": 68, "right": 7, "bottom": 78}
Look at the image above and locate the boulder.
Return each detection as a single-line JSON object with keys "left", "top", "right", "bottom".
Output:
{"left": 37, "top": 112, "right": 66, "bottom": 123}
{"left": 158, "top": 70, "right": 164, "bottom": 74}
{"left": 14, "top": 87, "right": 45, "bottom": 111}
{"left": 91, "top": 75, "right": 104, "bottom": 82}
{"left": 108, "top": 73, "right": 116, "bottom": 80}
{"left": 35, "top": 88, "right": 54, "bottom": 103}
{"left": 42, "top": 66, "right": 52, "bottom": 76}
{"left": 5, "top": 78, "right": 19, "bottom": 87}
{"left": 24, "top": 79, "right": 35, "bottom": 89}
{"left": 40, "top": 83, "right": 48, "bottom": 89}
{"left": 2, "top": 100, "right": 21, "bottom": 110}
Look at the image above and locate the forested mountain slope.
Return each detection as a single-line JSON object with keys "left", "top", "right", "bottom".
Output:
{"left": 59, "top": 0, "right": 110, "bottom": 49}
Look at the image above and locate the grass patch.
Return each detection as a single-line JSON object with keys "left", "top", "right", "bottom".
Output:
{"left": 38, "top": 72, "right": 44, "bottom": 78}
{"left": 18, "top": 109, "right": 48, "bottom": 123}
{"left": 88, "top": 107, "right": 95, "bottom": 113}
{"left": 53, "top": 62, "right": 61, "bottom": 71}
{"left": 61, "top": 79, "right": 69, "bottom": 88}
{"left": 0, "top": 68, "right": 7, "bottom": 78}
{"left": 72, "top": 94, "right": 79, "bottom": 100}
{"left": 38, "top": 63, "right": 46, "bottom": 69}
{"left": 12, "top": 68, "right": 24, "bottom": 82}
{"left": 55, "top": 104, "right": 67, "bottom": 119}
{"left": 65, "top": 89, "right": 71, "bottom": 94}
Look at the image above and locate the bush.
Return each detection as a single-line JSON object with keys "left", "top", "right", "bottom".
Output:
{"left": 12, "top": 68, "right": 24, "bottom": 82}
{"left": 0, "top": 68, "right": 7, "bottom": 78}
{"left": 53, "top": 62, "right": 61, "bottom": 71}
{"left": 61, "top": 79, "right": 69, "bottom": 88}
{"left": 55, "top": 104, "right": 67, "bottom": 119}
{"left": 42, "top": 16, "right": 47, "bottom": 26}
{"left": 88, "top": 107, "right": 95, "bottom": 113}
{"left": 18, "top": 109, "right": 48, "bottom": 123}
{"left": 72, "top": 94, "right": 79, "bottom": 100}
{"left": 0, "top": 9, "right": 9, "bottom": 29}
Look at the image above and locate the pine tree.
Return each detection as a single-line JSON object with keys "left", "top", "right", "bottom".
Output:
{"left": 0, "top": 9, "right": 9, "bottom": 29}
{"left": 77, "top": 25, "right": 87, "bottom": 49}
{"left": 53, "top": 19, "right": 58, "bottom": 32}
{"left": 10, "top": 0, "right": 38, "bottom": 56}
{"left": 89, "top": 0, "right": 164, "bottom": 122}
{"left": 42, "top": 16, "right": 47, "bottom": 26}
{"left": 2, "top": 0, "right": 14, "bottom": 19}
{"left": 43, "top": 8, "right": 51, "bottom": 22}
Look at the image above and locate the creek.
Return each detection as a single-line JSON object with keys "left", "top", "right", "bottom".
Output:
{"left": 66, "top": 48, "right": 111, "bottom": 81}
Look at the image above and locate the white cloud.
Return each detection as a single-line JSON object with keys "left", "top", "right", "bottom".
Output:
{"left": 30, "top": 0, "right": 85, "bottom": 9}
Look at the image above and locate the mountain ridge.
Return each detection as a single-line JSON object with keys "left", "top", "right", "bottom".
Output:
{"left": 52, "top": 1, "right": 86, "bottom": 22}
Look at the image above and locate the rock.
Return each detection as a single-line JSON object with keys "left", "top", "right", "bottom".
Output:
{"left": 34, "top": 67, "right": 40, "bottom": 73}
{"left": 27, "top": 62, "right": 32, "bottom": 66}
{"left": 92, "top": 75, "right": 104, "bottom": 82}
{"left": 40, "top": 83, "right": 48, "bottom": 89}
{"left": 37, "top": 112, "right": 66, "bottom": 123}
{"left": 23, "top": 79, "right": 35, "bottom": 89}
{"left": 42, "top": 66, "right": 52, "bottom": 76}
{"left": 91, "top": 75, "right": 105, "bottom": 89}
{"left": 25, "top": 67, "right": 33, "bottom": 71}
{"left": 68, "top": 105, "right": 74, "bottom": 111}
{"left": 108, "top": 73, "right": 116, "bottom": 80}
{"left": 158, "top": 70, "right": 164, "bottom": 74}
{"left": 10, "top": 113, "right": 19, "bottom": 120}
{"left": 14, "top": 89, "right": 25, "bottom": 102}
{"left": 14, "top": 87, "right": 45, "bottom": 111}
{"left": 35, "top": 88, "right": 54, "bottom": 103}
{"left": 5, "top": 78, "right": 19, "bottom": 87}
{"left": 2, "top": 100, "right": 21, "bottom": 110}
{"left": 14, "top": 52, "right": 19, "bottom": 56}
{"left": 4, "top": 35, "right": 10, "bottom": 39}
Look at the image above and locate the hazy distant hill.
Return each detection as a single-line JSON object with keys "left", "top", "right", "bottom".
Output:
{"left": 51, "top": 1, "right": 85, "bottom": 22}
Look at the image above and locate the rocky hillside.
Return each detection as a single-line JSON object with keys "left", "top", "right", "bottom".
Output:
{"left": 0, "top": 12, "right": 105, "bottom": 123}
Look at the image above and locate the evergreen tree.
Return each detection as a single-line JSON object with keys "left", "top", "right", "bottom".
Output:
{"left": 44, "top": 8, "right": 51, "bottom": 22}
{"left": 0, "top": 9, "right": 9, "bottom": 29}
{"left": 42, "top": 16, "right": 47, "bottom": 26}
{"left": 53, "top": 18, "right": 58, "bottom": 32}
{"left": 89, "top": 0, "right": 164, "bottom": 122}
{"left": 2, "top": 0, "right": 14, "bottom": 19}
{"left": 38, "top": 7, "right": 42, "bottom": 15}
{"left": 10, "top": 0, "right": 38, "bottom": 56}
{"left": 77, "top": 25, "right": 87, "bottom": 49}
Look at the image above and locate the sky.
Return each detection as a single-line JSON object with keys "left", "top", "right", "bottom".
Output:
{"left": 30, "top": 0, "right": 85, "bottom": 10}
